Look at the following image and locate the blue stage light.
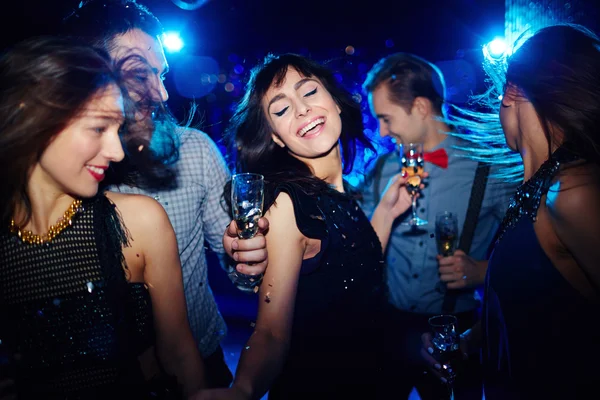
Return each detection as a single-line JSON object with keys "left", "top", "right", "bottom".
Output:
{"left": 483, "top": 37, "right": 508, "bottom": 60}
{"left": 162, "top": 32, "right": 184, "bottom": 53}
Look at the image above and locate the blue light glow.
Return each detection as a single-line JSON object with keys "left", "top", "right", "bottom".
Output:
{"left": 162, "top": 32, "right": 184, "bottom": 52}
{"left": 483, "top": 37, "right": 508, "bottom": 60}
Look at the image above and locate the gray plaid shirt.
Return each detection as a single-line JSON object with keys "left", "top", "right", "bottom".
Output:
{"left": 109, "top": 127, "right": 230, "bottom": 357}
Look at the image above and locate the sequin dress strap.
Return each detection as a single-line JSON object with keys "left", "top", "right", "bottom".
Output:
{"left": 272, "top": 181, "right": 337, "bottom": 274}
{"left": 272, "top": 181, "right": 329, "bottom": 240}
{"left": 496, "top": 146, "right": 580, "bottom": 242}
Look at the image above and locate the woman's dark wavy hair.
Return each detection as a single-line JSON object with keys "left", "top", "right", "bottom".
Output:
{"left": 449, "top": 23, "right": 600, "bottom": 181}
{"left": 62, "top": 0, "right": 179, "bottom": 190}
{"left": 0, "top": 36, "right": 122, "bottom": 226}
{"left": 508, "top": 24, "right": 600, "bottom": 165}
{"left": 226, "top": 53, "right": 374, "bottom": 206}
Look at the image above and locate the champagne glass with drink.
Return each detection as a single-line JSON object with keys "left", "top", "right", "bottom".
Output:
{"left": 428, "top": 315, "right": 461, "bottom": 399}
{"left": 435, "top": 212, "right": 458, "bottom": 257}
{"left": 230, "top": 173, "right": 265, "bottom": 291}
{"left": 400, "top": 143, "right": 427, "bottom": 226}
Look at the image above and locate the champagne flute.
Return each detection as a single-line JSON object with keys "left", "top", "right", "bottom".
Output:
{"left": 435, "top": 212, "right": 458, "bottom": 256}
{"left": 230, "top": 173, "right": 265, "bottom": 291}
{"left": 399, "top": 143, "right": 428, "bottom": 226}
{"left": 428, "top": 315, "right": 461, "bottom": 399}
{"left": 232, "top": 173, "right": 264, "bottom": 239}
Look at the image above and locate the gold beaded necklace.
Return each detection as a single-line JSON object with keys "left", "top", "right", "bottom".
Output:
{"left": 9, "top": 199, "right": 83, "bottom": 245}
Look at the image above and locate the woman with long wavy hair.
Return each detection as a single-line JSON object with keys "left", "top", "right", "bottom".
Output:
{"left": 197, "top": 53, "right": 416, "bottom": 400}
{"left": 0, "top": 37, "right": 205, "bottom": 399}
{"left": 422, "top": 24, "right": 600, "bottom": 399}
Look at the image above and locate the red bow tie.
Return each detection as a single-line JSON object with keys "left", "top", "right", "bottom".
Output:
{"left": 423, "top": 148, "right": 448, "bottom": 169}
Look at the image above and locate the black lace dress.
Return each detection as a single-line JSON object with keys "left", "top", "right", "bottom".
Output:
{"left": 266, "top": 182, "right": 387, "bottom": 400}
{"left": 0, "top": 195, "right": 156, "bottom": 399}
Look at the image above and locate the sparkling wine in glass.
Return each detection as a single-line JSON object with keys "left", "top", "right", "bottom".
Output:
{"left": 230, "top": 173, "right": 264, "bottom": 291}
{"left": 435, "top": 212, "right": 458, "bottom": 257}
{"left": 428, "top": 315, "right": 461, "bottom": 398}
{"left": 400, "top": 143, "right": 428, "bottom": 226}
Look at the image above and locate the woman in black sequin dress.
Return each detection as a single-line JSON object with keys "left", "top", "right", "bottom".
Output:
{"left": 0, "top": 37, "right": 206, "bottom": 399}
{"left": 421, "top": 24, "right": 600, "bottom": 398}
{"left": 196, "top": 54, "right": 418, "bottom": 400}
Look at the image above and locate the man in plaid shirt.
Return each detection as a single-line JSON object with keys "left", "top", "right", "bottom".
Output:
{"left": 61, "top": 0, "right": 269, "bottom": 388}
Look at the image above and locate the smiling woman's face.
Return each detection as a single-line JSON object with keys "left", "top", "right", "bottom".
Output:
{"left": 263, "top": 67, "right": 342, "bottom": 161}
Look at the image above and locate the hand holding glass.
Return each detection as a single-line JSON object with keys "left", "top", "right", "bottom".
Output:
{"left": 428, "top": 315, "right": 461, "bottom": 397}
{"left": 400, "top": 143, "right": 427, "bottom": 226}
{"left": 435, "top": 212, "right": 458, "bottom": 257}
{"left": 230, "top": 173, "right": 265, "bottom": 291}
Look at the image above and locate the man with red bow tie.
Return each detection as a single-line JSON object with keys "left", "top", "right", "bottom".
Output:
{"left": 360, "top": 53, "right": 517, "bottom": 399}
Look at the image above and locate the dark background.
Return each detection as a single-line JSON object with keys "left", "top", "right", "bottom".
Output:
{"left": 4, "top": 0, "right": 598, "bottom": 146}
{"left": 1, "top": 0, "right": 505, "bottom": 62}
{"left": 1, "top": 0, "right": 506, "bottom": 142}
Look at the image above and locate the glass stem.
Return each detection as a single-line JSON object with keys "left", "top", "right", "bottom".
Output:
{"left": 411, "top": 194, "right": 418, "bottom": 221}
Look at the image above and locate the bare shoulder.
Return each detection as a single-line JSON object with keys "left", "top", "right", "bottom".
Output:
{"left": 265, "top": 192, "right": 294, "bottom": 222}
{"left": 547, "top": 163, "right": 600, "bottom": 224}
{"left": 265, "top": 191, "right": 303, "bottom": 240}
{"left": 104, "top": 192, "right": 172, "bottom": 232}
{"left": 543, "top": 163, "right": 600, "bottom": 295}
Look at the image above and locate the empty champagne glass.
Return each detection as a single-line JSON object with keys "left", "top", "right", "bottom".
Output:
{"left": 400, "top": 143, "right": 428, "bottom": 226}
{"left": 435, "top": 212, "right": 458, "bottom": 256}
{"left": 428, "top": 315, "right": 461, "bottom": 399}
{"left": 230, "top": 173, "right": 265, "bottom": 291}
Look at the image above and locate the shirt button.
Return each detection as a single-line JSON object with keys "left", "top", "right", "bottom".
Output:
{"left": 413, "top": 273, "right": 419, "bottom": 279}
{"left": 419, "top": 241, "right": 424, "bottom": 247}
{"left": 420, "top": 208, "right": 425, "bottom": 213}
{"left": 410, "top": 305, "right": 417, "bottom": 311}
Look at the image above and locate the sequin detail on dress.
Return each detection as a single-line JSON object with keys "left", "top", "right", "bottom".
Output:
{"left": 496, "top": 146, "right": 580, "bottom": 242}
{"left": 0, "top": 195, "right": 154, "bottom": 398}
{"left": 266, "top": 181, "right": 386, "bottom": 399}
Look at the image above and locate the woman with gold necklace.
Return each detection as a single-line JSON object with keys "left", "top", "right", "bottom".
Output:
{"left": 0, "top": 37, "right": 206, "bottom": 399}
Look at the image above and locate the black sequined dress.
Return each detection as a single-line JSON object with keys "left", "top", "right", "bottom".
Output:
{"left": 266, "top": 182, "right": 386, "bottom": 400}
{"left": 483, "top": 147, "right": 599, "bottom": 398}
{"left": 0, "top": 195, "right": 155, "bottom": 399}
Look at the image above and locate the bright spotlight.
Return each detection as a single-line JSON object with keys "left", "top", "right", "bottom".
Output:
{"left": 484, "top": 37, "right": 508, "bottom": 60}
{"left": 171, "top": 0, "right": 211, "bottom": 11}
{"left": 162, "top": 32, "right": 184, "bottom": 53}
